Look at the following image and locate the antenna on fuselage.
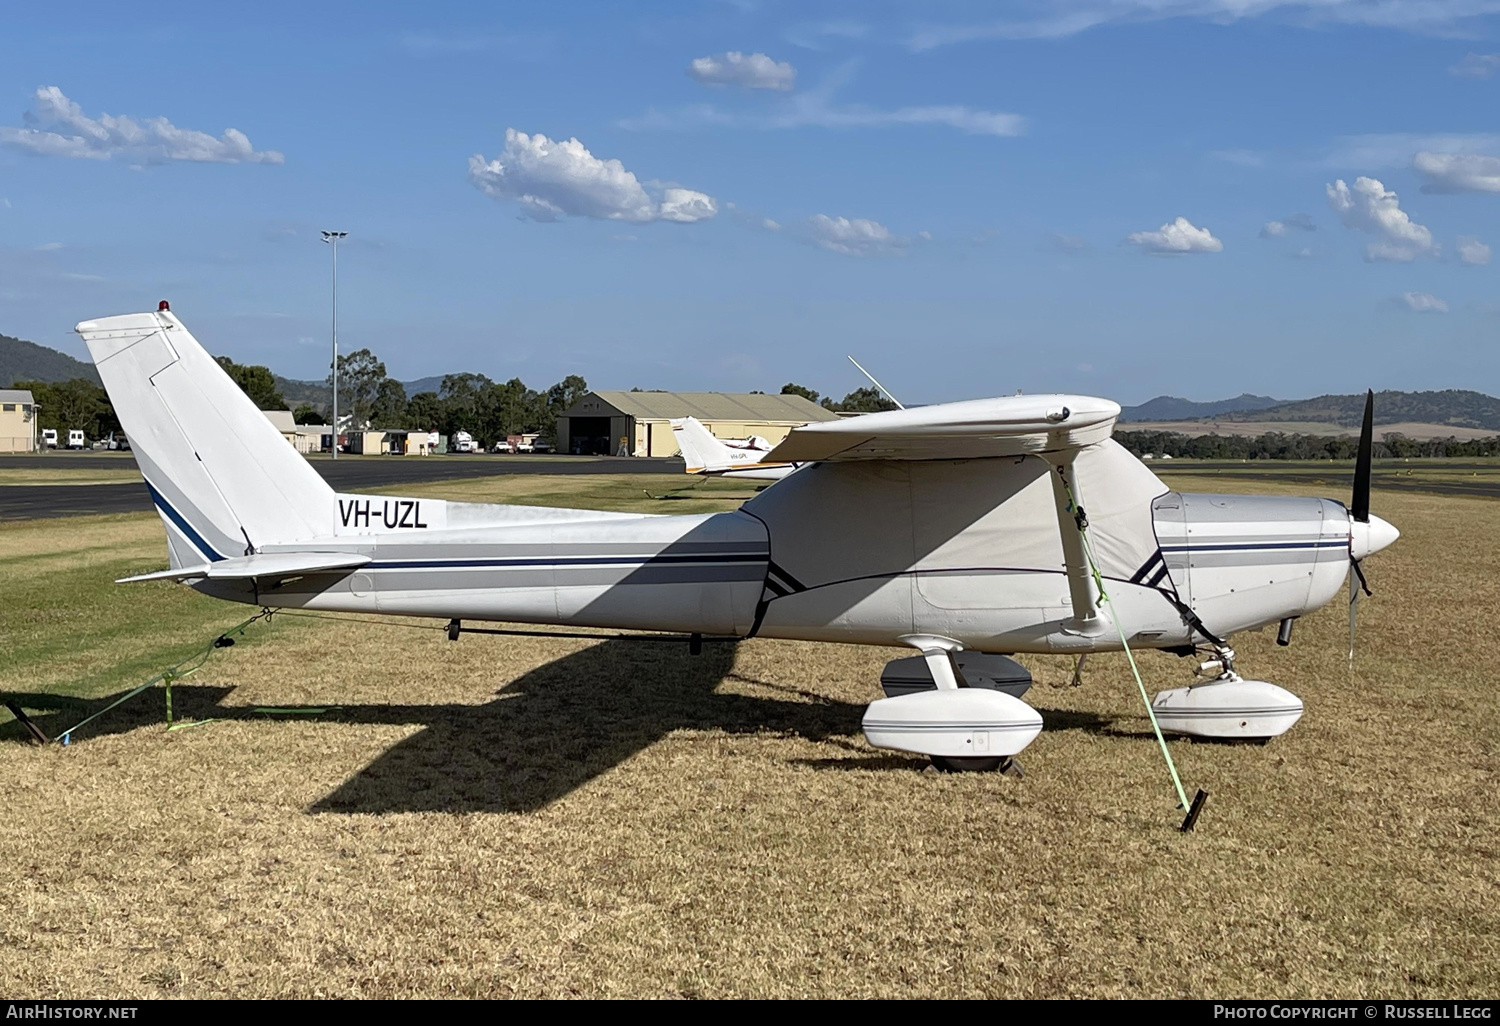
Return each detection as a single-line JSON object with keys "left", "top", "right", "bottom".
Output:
{"left": 846, "top": 356, "right": 905, "bottom": 410}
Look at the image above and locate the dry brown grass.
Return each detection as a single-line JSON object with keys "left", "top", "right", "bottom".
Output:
{"left": 0, "top": 474, "right": 1495, "bottom": 998}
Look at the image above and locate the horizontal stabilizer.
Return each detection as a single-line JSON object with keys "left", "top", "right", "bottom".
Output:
{"left": 764, "top": 394, "right": 1120, "bottom": 463}
{"left": 118, "top": 552, "right": 370, "bottom": 583}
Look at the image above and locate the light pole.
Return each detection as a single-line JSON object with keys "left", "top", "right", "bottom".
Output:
{"left": 321, "top": 230, "right": 347, "bottom": 459}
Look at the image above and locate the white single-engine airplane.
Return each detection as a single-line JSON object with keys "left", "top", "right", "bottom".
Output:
{"left": 671, "top": 416, "right": 796, "bottom": 482}
{"left": 80, "top": 306, "right": 1399, "bottom": 777}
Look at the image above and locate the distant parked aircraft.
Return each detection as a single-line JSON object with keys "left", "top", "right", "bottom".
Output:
{"left": 670, "top": 416, "right": 795, "bottom": 481}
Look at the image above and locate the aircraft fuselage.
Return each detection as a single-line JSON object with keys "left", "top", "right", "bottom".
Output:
{"left": 197, "top": 453, "right": 1361, "bottom": 657}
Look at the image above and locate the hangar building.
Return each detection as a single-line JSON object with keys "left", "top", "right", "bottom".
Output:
{"left": 556, "top": 391, "right": 839, "bottom": 457}
{"left": 0, "top": 389, "right": 37, "bottom": 452}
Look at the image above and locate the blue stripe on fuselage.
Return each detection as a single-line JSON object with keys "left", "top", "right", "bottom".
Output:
{"left": 368, "top": 553, "right": 767, "bottom": 570}
{"left": 144, "top": 481, "right": 228, "bottom": 562}
{"left": 1159, "top": 541, "right": 1344, "bottom": 553}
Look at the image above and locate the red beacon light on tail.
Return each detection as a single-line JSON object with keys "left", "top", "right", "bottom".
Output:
{"left": 158, "top": 300, "right": 170, "bottom": 312}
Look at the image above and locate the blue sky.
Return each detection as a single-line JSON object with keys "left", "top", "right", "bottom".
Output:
{"left": 1, "top": 1, "right": 1496, "bottom": 405}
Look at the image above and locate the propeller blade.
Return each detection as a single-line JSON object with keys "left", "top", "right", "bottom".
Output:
{"left": 1348, "top": 567, "right": 1360, "bottom": 667}
{"left": 1351, "top": 389, "right": 1373, "bottom": 524}
{"left": 1347, "top": 557, "right": 1371, "bottom": 667}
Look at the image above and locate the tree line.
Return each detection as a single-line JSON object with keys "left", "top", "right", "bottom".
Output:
{"left": 8, "top": 353, "right": 590, "bottom": 451}
{"left": 23, "top": 360, "right": 1498, "bottom": 460}
{"left": 12, "top": 378, "right": 120, "bottom": 438}
{"left": 1115, "top": 429, "right": 1500, "bottom": 460}
{"left": 275, "top": 348, "right": 593, "bottom": 450}
{"left": 778, "top": 383, "right": 900, "bottom": 413}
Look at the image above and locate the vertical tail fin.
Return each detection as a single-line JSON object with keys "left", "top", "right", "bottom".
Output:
{"left": 670, "top": 416, "right": 745, "bottom": 473}
{"left": 77, "top": 309, "right": 333, "bottom": 565}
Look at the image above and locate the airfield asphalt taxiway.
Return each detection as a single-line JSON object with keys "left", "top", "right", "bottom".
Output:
{"left": 0, "top": 453, "right": 683, "bottom": 520}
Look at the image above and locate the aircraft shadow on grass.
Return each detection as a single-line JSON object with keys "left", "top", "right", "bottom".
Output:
{"left": 2, "top": 643, "right": 1140, "bottom": 814}
{"left": 5, "top": 640, "right": 868, "bottom": 814}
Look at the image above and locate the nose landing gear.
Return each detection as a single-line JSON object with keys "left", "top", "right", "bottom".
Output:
{"left": 1151, "top": 645, "right": 1304, "bottom": 741}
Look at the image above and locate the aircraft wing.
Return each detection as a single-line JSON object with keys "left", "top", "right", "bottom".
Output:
{"left": 118, "top": 552, "right": 371, "bottom": 583}
{"left": 763, "top": 394, "right": 1120, "bottom": 463}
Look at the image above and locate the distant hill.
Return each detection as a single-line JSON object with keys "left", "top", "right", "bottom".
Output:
{"left": 403, "top": 376, "right": 444, "bottom": 396}
{"left": 274, "top": 375, "right": 328, "bottom": 410}
{"left": 1, "top": 333, "right": 99, "bottom": 387}
{"left": 1220, "top": 390, "right": 1500, "bottom": 431}
{"left": 274, "top": 374, "right": 451, "bottom": 411}
{"left": 1120, "top": 393, "right": 1286, "bottom": 422}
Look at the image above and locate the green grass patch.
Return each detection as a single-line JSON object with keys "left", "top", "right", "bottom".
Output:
{"left": 0, "top": 476, "right": 756, "bottom": 738}
{"left": 0, "top": 513, "right": 297, "bottom": 738}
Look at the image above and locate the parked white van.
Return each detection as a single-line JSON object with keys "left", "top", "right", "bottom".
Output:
{"left": 41, "top": 428, "right": 58, "bottom": 448}
{"left": 67, "top": 429, "right": 86, "bottom": 449}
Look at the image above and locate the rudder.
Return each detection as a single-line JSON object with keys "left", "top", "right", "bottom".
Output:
{"left": 670, "top": 416, "right": 736, "bottom": 473}
{"left": 77, "top": 309, "right": 333, "bottom": 565}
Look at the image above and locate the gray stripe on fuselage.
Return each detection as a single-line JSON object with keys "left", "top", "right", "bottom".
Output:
{"left": 371, "top": 562, "right": 766, "bottom": 591}
{"left": 371, "top": 542, "right": 770, "bottom": 560}
{"left": 1166, "top": 535, "right": 1334, "bottom": 549}
{"left": 1178, "top": 493, "right": 1330, "bottom": 523}
{"left": 1175, "top": 549, "right": 1325, "bottom": 568}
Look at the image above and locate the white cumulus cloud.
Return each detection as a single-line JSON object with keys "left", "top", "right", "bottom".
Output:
{"left": 1457, "top": 237, "right": 1491, "bottom": 265}
{"left": 1414, "top": 152, "right": 1500, "bottom": 194}
{"left": 1402, "top": 291, "right": 1448, "bottom": 313}
{"left": 1326, "top": 177, "right": 1435, "bottom": 261}
{"left": 689, "top": 52, "right": 796, "bottom": 91}
{"left": 1127, "top": 217, "right": 1223, "bottom": 254}
{"left": 0, "top": 86, "right": 283, "bottom": 164}
{"left": 468, "top": 129, "right": 715, "bottom": 224}
{"left": 808, "top": 214, "right": 906, "bottom": 257}
{"left": 657, "top": 187, "right": 719, "bottom": 223}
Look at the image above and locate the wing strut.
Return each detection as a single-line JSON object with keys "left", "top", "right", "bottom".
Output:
{"left": 1051, "top": 453, "right": 1205, "bottom": 830}
{"left": 1045, "top": 452, "right": 1106, "bottom": 634}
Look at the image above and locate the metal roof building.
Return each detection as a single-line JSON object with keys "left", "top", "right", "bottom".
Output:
{"left": 0, "top": 389, "right": 37, "bottom": 452}
{"left": 556, "top": 390, "right": 840, "bottom": 457}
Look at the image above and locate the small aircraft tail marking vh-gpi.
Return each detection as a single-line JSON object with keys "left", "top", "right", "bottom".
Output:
{"left": 78, "top": 307, "right": 1398, "bottom": 774}
{"left": 670, "top": 416, "right": 796, "bottom": 481}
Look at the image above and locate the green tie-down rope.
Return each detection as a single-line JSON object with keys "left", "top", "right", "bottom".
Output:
{"left": 44, "top": 609, "right": 273, "bottom": 745}
{"left": 1064, "top": 483, "right": 1205, "bottom": 830}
